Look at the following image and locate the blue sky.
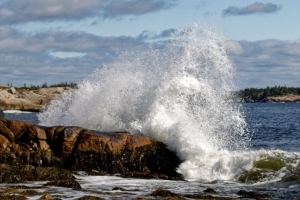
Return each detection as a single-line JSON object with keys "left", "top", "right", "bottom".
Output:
{"left": 0, "top": 0, "right": 299, "bottom": 89}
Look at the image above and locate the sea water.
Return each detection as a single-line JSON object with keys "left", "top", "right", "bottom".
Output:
{"left": 3, "top": 24, "right": 300, "bottom": 199}
{"left": 4, "top": 104, "right": 300, "bottom": 199}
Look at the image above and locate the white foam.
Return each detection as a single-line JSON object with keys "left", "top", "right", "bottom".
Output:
{"left": 3, "top": 110, "right": 33, "bottom": 114}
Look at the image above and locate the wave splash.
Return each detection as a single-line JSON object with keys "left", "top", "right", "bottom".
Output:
{"left": 38, "top": 24, "right": 295, "bottom": 183}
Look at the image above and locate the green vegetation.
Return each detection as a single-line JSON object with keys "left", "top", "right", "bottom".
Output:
{"left": 238, "top": 86, "right": 300, "bottom": 101}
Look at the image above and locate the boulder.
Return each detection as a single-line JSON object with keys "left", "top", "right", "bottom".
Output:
{"left": 0, "top": 118, "right": 182, "bottom": 180}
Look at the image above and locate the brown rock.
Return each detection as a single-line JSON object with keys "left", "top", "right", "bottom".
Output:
{"left": 0, "top": 134, "right": 10, "bottom": 152}
{"left": 0, "top": 118, "right": 182, "bottom": 179}
{"left": 0, "top": 120, "right": 15, "bottom": 142}
{"left": 151, "top": 188, "right": 180, "bottom": 197}
{"left": 45, "top": 179, "right": 81, "bottom": 190}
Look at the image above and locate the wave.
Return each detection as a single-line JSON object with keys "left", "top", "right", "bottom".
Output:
{"left": 37, "top": 24, "right": 299, "bottom": 183}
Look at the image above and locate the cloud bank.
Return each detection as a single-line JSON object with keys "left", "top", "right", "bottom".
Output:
{"left": 0, "top": 26, "right": 149, "bottom": 86}
{"left": 222, "top": 2, "right": 282, "bottom": 17}
{"left": 0, "top": 1, "right": 298, "bottom": 89}
{"left": 226, "top": 40, "right": 300, "bottom": 88}
{"left": 1, "top": 25, "right": 299, "bottom": 89}
{"left": 0, "top": 0, "right": 176, "bottom": 25}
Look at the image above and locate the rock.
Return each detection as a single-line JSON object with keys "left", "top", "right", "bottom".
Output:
{"left": 0, "top": 87, "right": 72, "bottom": 112}
{"left": 237, "top": 190, "right": 271, "bottom": 199}
{"left": 0, "top": 194, "right": 27, "bottom": 200}
{"left": 0, "top": 109, "right": 3, "bottom": 118}
{"left": 0, "top": 118, "right": 182, "bottom": 179}
{"left": 150, "top": 188, "right": 179, "bottom": 198}
{"left": 45, "top": 179, "right": 82, "bottom": 190}
{"left": 203, "top": 188, "right": 217, "bottom": 194}
{"left": 39, "top": 193, "right": 53, "bottom": 200}
{"left": 0, "top": 163, "right": 77, "bottom": 183}
{"left": 8, "top": 87, "right": 16, "bottom": 94}
{"left": 76, "top": 196, "right": 104, "bottom": 200}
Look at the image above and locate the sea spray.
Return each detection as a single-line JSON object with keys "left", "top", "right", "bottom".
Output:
{"left": 38, "top": 24, "right": 253, "bottom": 182}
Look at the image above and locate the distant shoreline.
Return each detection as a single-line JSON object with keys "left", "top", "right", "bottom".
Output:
{"left": 1, "top": 87, "right": 300, "bottom": 113}
{"left": 242, "top": 94, "right": 300, "bottom": 103}
{"left": 0, "top": 86, "right": 73, "bottom": 112}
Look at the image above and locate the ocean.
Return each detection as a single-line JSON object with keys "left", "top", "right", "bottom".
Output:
{"left": 2, "top": 25, "right": 300, "bottom": 199}
{"left": 3, "top": 103, "right": 300, "bottom": 199}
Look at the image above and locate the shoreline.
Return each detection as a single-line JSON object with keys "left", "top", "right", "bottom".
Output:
{"left": 1, "top": 87, "right": 300, "bottom": 112}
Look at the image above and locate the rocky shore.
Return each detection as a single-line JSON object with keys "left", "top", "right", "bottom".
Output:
{"left": 0, "top": 118, "right": 182, "bottom": 178}
{"left": 0, "top": 118, "right": 186, "bottom": 199}
{"left": 243, "top": 94, "right": 300, "bottom": 103}
{"left": 0, "top": 119, "right": 273, "bottom": 199}
{"left": 0, "top": 86, "right": 72, "bottom": 112}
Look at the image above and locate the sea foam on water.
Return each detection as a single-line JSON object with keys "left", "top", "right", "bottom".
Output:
{"left": 38, "top": 24, "right": 260, "bottom": 182}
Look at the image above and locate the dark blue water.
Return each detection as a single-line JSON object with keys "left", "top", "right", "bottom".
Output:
{"left": 4, "top": 111, "right": 39, "bottom": 124}
{"left": 243, "top": 103, "right": 300, "bottom": 152}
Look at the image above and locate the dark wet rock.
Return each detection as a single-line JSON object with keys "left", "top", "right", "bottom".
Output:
{"left": 76, "top": 196, "right": 105, "bottom": 200}
{"left": 0, "top": 163, "right": 69, "bottom": 182}
{"left": 150, "top": 188, "right": 180, "bottom": 197}
{"left": 0, "top": 163, "right": 78, "bottom": 190}
{"left": 45, "top": 179, "right": 81, "bottom": 190}
{"left": 0, "top": 118, "right": 182, "bottom": 179}
{"left": 121, "top": 172, "right": 183, "bottom": 180}
{"left": 237, "top": 190, "right": 271, "bottom": 199}
{"left": 184, "top": 194, "right": 236, "bottom": 199}
{"left": 0, "top": 110, "right": 3, "bottom": 119}
{"left": 0, "top": 194, "right": 27, "bottom": 200}
{"left": 112, "top": 187, "right": 126, "bottom": 191}
{"left": 39, "top": 193, "right": 62, "bottom": 200}
{"left": 203, "top": 188, "right": 218, "bottom": 194}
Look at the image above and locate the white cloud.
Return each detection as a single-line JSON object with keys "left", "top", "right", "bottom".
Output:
{"left": 0, "top": 0, "right": 176, "bottom": 25}
{"left": 222, "top": 2, "right": 282, "bottom": 17}
{"left": 49, "top": 51, "right": 87, "bottom": 58}
{"left": 0, "top": 27, "right": 149, "bottom": 86}
{"left": 230, "top": 40, "right": 300, "bottom": 88}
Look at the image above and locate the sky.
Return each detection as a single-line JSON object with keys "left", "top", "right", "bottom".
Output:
{"left": 0, "top": 0, "right": 299, "bottom": 89}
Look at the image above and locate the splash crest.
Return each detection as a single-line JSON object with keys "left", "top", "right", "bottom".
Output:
{"left": 38, "top": 25, "right": 252, "bottom": 182}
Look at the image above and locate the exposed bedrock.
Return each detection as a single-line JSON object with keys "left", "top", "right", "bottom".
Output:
{"left": 0, "top": 118, "right": 182, "bottom": 180}
{"left": 0, "top": 87, "right": 72, "bottom": 112}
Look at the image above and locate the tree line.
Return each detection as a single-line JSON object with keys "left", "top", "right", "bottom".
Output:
{"left": 4, "top": 82, "right": 78, "bottom": 90}
{"left": 238, "top": 86, "right": 300, "bottom": 100}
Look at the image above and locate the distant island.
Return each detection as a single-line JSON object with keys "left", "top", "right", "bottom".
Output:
{"left": 238, "top": 86, "right": 300, "bottom": 103}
